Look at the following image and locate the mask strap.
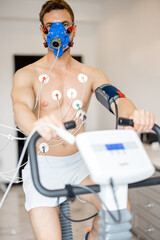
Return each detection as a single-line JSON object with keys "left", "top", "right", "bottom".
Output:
{"left": 42, "top": 25, "right": 48, "bottom": 35}
{"left": 42, "top": 23, "right": 74, "bottom": 35}
{"left": 67, "top": 23, "right": 75, "bottom": 34}
{"left": 67, "top": 23, "right": 75, "bottom": 48}
{"left": 68, "top": 42, "right": 74, "bottom": 48}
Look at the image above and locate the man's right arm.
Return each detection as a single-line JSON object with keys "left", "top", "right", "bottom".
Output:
{"left": 11, "top": 68, "right": 37, "bottom": 136}
{"left": 11, "top": 68, "right": 64, "bottom": 141}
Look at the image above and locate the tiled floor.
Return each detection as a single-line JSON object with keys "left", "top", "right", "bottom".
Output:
{"left": 0, "top": 185, "right": 137, "bottom": 240}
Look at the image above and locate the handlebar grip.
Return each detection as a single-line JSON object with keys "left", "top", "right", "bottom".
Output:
{"left": 118, "top": 118, "right": 160, "bottom": 143}
{"left": 64, "top": 120, "right": 76, "bottom": 130}
{"left": 118, "top": 118, "right": 134, "bottom": 127}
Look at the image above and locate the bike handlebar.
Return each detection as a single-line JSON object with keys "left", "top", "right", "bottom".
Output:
{"left": 118, "top": 118, "right": 160, "bottom": 143}
{"left": 28, "top": 119, "right": 160, "bottom": 199}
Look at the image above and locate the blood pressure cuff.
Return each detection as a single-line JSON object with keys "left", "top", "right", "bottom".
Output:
{"left": 95, "top": 84, "right": 125, "bottom": 114}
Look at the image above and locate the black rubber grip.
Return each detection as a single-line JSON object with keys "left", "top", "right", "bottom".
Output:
{"left": 64, "top": 121, "right": 76, "bottom": 130}
{"left": 118, "top": 118, "right": 134, "bottom": 127}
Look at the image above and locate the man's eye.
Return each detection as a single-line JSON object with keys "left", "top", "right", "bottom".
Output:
{"left": 63, "top": 23, "right": 69, "bottom": 28}
{"left": 46, "top": 25, "right": 51, "bottom": 29}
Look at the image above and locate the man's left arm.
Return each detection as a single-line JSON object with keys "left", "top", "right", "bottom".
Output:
{"left": 91, "top": 68, "right": 155, "bottom": 132}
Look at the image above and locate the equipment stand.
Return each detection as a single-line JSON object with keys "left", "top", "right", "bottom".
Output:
{"left": 98, "top": 209, "right": 132, "bottom": 240}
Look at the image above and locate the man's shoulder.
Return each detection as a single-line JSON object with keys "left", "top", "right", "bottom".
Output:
{"left": 13, "top": 65, "right": 34, "bottom": 85}
{"left": 16, "top": 64, "right": 34, "bottom": 75}
{"left": 75, "top": 62, "right": 110, "bottom": 89}
{"left": 13, "top": 62, "right": 39, "bottom": 87}
{"left": 14, "top": 56, "right": 45, "bottom": 81}
{"left": 80, "top": 63, "right": 105, "bottom": 79}
{"left": 72, "top": 58, "right": 102, "bottom": 76}
{"left": 15, "top": 56, "right": 45, "bottom": 75}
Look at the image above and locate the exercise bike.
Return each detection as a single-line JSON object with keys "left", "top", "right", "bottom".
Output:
{"left": 28, "top": 118, "right": 160, "bottom": 240}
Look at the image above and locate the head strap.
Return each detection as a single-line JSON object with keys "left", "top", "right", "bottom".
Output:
{"left": 43, "top": 23, "right": 74, "bottom": 35}
{"left": 68, "top": 41, "right": 74, "bottom": 47}
{"left": 67, "top": 24, "right": 74, "bottom": 34}
{"left": 42, "top": 26, "right": 48, "bottom": 35}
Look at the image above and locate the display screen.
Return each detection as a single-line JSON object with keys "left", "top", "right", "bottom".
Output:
{"left": 105, "top": 143, "right": 125, "bottom": 151}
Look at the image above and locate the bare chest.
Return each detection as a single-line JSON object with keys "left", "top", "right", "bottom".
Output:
{"left": 33, "top": 71, "right": 92, "bottom": 120}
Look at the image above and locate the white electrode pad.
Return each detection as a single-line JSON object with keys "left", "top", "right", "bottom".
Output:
{"left": 72, "top": 100, "right": 82, "bottom": 109}
{"left": 76, "top": 130, "right": 155, "bottom": 185}
{"left": 52, "top": 90, "right": 62, "bottom": 101}
{"left": 78, "top": 74, "right": 88, "bottom": 83}
{"left": 39, "top": 143, "right": 49, "bottom": 153}
{"left": 39, "top": 74, "right": 49, "bottom": 84}
{"left": 67, "top": 88, "right": 77, "bottom": 99}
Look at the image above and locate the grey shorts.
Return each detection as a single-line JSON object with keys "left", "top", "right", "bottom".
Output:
{"left": 22, "top": 152, "right": 89, "bottom": 211}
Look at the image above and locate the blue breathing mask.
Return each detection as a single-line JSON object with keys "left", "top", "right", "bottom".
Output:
{"left": 47, "top": 22, "right": 70, "bottom": 57}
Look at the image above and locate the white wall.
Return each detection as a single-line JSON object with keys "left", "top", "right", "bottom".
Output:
{"left": 97, "top": 0, "right": 160, "bottom": 129}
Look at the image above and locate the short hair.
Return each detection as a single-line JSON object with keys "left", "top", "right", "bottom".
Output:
{"left": 39, "top": 0, "right": 75, "bottom": 26}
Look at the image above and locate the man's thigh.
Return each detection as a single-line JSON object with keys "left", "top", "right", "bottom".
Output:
{"left": 29, "top": 206, "right": 61, "bottom": 240}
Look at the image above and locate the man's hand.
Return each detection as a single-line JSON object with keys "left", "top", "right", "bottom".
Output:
{"left": 34, "top": 114, "right": 64, "bottom": 141}
{"left": 125, "top": 110, "right": 155, "bottom": 132}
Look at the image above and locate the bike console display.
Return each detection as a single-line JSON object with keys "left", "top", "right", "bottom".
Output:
{"left": 76, "top": 130, "right": 155, "bottom": 185}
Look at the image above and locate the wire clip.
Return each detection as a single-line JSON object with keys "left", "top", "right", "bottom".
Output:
{"left": 8, "top": 134, "right": 14, "bottom": 141}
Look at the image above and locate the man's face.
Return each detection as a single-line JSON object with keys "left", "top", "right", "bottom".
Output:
{"left": 42, "top": 9, "right": 76, "bottom": 44}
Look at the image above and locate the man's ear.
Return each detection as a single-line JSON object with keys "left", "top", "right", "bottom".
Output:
{"left": 40, "top": 25, "right": 45, "bottom": 40}
{"left": 73, "top": 24, "right": 77, "bottom": 38}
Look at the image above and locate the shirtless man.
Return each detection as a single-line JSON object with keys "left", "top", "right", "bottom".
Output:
{"left": 11, "top": 1, "right": 155, "bottom": 240}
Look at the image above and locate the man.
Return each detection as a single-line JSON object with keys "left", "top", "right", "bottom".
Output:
{"left": 11, "top": 0, "right": 155, "bottom": 240}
